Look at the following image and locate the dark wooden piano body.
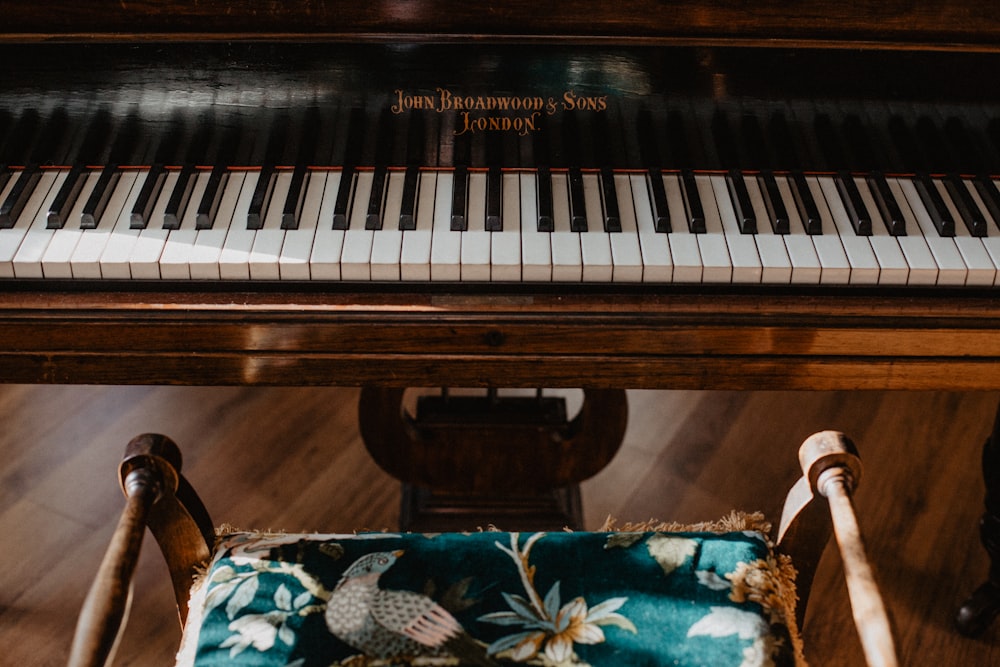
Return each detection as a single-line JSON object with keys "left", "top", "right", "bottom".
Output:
{"left": 1, "top": 0, "right": 1000, "bottom": 390}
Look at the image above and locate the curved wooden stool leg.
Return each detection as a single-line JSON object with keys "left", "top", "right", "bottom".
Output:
{"left": 957, "top": 399, "right": 1000, "bottom": 636}
{"left": 359, "top": 388, "right": 628, "bottom": 531}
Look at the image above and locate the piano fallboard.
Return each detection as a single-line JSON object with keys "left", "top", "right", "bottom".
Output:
{"left": 1, "top": 285, "right": 998, "bottom": 389}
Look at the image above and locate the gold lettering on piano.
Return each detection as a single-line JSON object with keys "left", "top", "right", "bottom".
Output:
{"left": 391, "top": 88, "right": 608, "bottom": 135}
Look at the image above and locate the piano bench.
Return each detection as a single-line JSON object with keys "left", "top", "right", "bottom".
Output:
{"left": 68, "top": 431, "right": 897, "bottom": 667}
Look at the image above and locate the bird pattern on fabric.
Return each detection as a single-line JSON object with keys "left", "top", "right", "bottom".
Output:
{"left": 324, "top": 550, "right": 497, "bottom": 666}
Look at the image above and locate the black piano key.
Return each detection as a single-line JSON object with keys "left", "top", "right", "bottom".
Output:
{"left": 0, "top": 165, "right": 41, "bottom": 228}
{"left": 867, "top": 171, "right": 906, "bottom": 235}
{"left": 80, "top": 163, "right": 120, "bottom": 228}
{"left": 758, "top": 170, "right": 788, "bottom": 234}
{"left": 196, "top": 164, "right": 227, "bottom": 229}
{"left": 974, "top": 176, "right": 1000, "bottom": 232}
{"left": 914, "top": 173, "right": 954, "bottom": 237}
{"left": 536, "top": 166, "right": 554, "bottom": 232}
{"left": 282, "top": 165, "right": 308, "bottom": 230}
{"left": 532, "top": 123, "right": 554, "bottom": 232}
{"left": 50, "top": 108, "right": 114, "bottom": 228}
{"left": 47, "top": 163, "right": 87, "bottom": 228}
{"left": 163, "top": 164, "right": 196, "bottom": 229}
{"left": 399, "top": 166, "right": 419, "bottom": 230}
{"left": 835, "top": 172, "right": 871, "bottom": 236}
{"left": 333, "top": 108, "right": 365, "bottom": 229}
{"left": 80, "top": 113, "right": 140, "bottom": 229}
{"left": 593, "top": 111, "right": 621, "bottom": 232}
{"left": 790, "top": 171, "right": 822, "bottom": 235}
{"left": 726, "top": 169, "right": 755, "bottom": 234}
{"left": 398, "top": 111, "right": 425, "bottom": 230}
{"left": 945, "top": 174, "right": 988, "bottom": 237}
{"left": 568, "top": 168, "right": 587, "bottom": 232}
{"left": 131, "top": 164, "right": 166, "bottom": 228}
{"left": 247, "top": 164, "right": 275, "bottom": 229}
{"left": 332, "top": 166, "right": 356, "bottom": 230}
{"left": 365, "top": 108, "right": 393, "bottom": 231}
{"left": 486, "top": 165, "right": 502, "bottom": 231}
{"left": 366, "top": 167, "right": 388, "bottom": 230}
{"left": 680, "top": 169, "right": 705, "bottom": 233}
{"left": 637, "top": 107, "right": 671, "bottom": 232}
{"left": 450, "top": 165, "right": 468, "bottom": 231}
{"left": 647, "top": 170, "right": 670, "bottom": 233}
{"left": 600, "top": 167, "right": 620, "bottom": 233}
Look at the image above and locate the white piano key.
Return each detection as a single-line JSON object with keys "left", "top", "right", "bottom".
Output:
{"left": 784, "top": 178, "right": 838, "bottom": 284}
{"left": 370, "top": 171, "right": 405, "bottom": 281}
{"left": 71, "top": 170, "right": 137, "bottom": 279}
{"left": 610, "top": 174, "right": 643, "bottom": 283}
{"left": 897, "top": 177, "right": 966, "bottom": 286}
{"left": 778, "top": 177, "right": 830, "bottom": 284}
{"left": 550, "top": 173, "right": 582, "bottom": 282}
{"left": 159, "top": 171, "right": 212, "bottom": 280}
{"left": 310, "top": 170, "right": 346, "bottom": 280}
{"left": 42, "top": 171, "right": 102, "bottom": 278}
{"left": 279, "top": 171, "right": 321, "bottom": 281}
{"left": 460, "top": 171, "right": 491, "bottom": 281}
{"left": 491, "top": 173, "right": 521, "bottom": 282}
{"left": 400, "top": 171, "right": 435, "bottom": 281}
{"left": 430, "top": 171, "right": 461, "bottom": 281}
{"left": 13, "top": 170, "right": 69, "bottom": 279}
{"left": 341, "top": 170, "right": 376, "bottom": 281}
{"left": 247, "top": 170, "right": 293, "bottom": 280}
{"left": 855, "top": 176, "right": 909, "bottom": 285}
{"left": 100, "top": 171, "right": 149, "bottom": 279}
{"left": 664, "top": 173, "right": 702, "bottom": 283}
{"left": 693, "top": 174, "right": 732, "bottom": 284}
{"left": 219, "top": 170, "right": 260, "bottom": 280}
{"left": 631, "top": 174, "right": 672, "bottom": 283}
{"left": 743, "top": 176, "right": 792, "bottom": 284}
{"left": 965, "top": 178, "right": 1000, "bottom": 282}
{"left": 188, "top": 171, "right": 244, "bottom": 281}
{"left": 934, "top": 179, "right": 998, "bottom": 286}
{"left": 710, "top": 174, "right": 760, "bottom": 284}
{"left": 580, "top": 173, "right": 613, "bottom": 282}
{"left": 519, "top": 173, "right": 552, "bottom": 282}
{"left": 0, "top": 171, "right": 57, "bottom": 278}
{"left": 130, "top": 170, "right": 179, "bottom": 280}
{"left": 882, "top": 178, "right": 937, "bottom": 286}
{"left": 817, "top": 176, "right": 880, "bottom": 285}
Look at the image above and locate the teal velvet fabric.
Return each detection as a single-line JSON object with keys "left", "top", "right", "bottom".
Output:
{"left": 181, "top": 530, "right": 800, "bottom": 666}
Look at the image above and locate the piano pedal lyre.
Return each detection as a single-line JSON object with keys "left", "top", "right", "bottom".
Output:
{"left": 358, "top": 387, "right": 628, "bottom": 531}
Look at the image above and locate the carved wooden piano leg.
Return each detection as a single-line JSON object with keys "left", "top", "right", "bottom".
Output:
{"left": 957, "top": 399, "right": 1000, "bottom": 636}
{"left": 358, "top": 388, "right": 628, "bottom": 531}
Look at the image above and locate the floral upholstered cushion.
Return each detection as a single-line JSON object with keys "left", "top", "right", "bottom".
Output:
{"left": 177, "top": 523, "right": 804, "bottom": 667}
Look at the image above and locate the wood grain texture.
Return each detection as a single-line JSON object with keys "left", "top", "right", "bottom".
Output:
{"left": 1, "top": 385, "right": 999, "bottom": 664}
{"left": 1, "top": 289, "right": 1000, "bottom": 389}
{"left": 2, "top": 0, "right": 1000, "bottom": 49}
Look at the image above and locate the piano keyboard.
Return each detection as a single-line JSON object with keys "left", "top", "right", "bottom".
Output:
{"left": 1, "top": 162, "right": 999, "bottom": 285}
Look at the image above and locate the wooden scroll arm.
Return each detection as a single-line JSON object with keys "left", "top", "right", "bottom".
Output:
{"left": 67, "top": 434, "right": 214, "bottom": 667}
{"left": 782, "top": 431, "right": 898, "bottom": 667}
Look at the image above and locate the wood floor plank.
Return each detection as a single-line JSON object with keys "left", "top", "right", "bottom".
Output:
{"left": 1, "top": 385, "right": 998, "bottom": 664}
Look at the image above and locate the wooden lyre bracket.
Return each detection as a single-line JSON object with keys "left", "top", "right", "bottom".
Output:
{"left": 358, "top": 388, "right": 628, "bottom": 531}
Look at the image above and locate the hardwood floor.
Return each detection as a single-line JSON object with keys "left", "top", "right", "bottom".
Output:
{"left": 2, "top": 385, "right": 999, "bottom": 665}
